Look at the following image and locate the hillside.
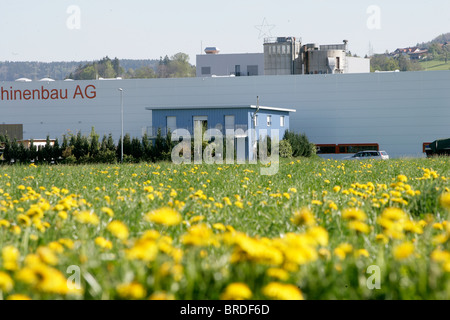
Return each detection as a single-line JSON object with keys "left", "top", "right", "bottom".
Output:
{"left": 371, "top": 33, "right": 450, "bottom": 72}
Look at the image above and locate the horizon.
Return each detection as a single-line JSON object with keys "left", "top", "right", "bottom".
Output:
{"left": 1, "top": 0, "right": 449, "bottom": 64}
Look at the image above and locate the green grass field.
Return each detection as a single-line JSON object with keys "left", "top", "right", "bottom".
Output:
{"left": 420, "top": 60, "right": 450, "bottom": 71}
{"left": 0, "top": 158, "right": 449, "bottom": 300}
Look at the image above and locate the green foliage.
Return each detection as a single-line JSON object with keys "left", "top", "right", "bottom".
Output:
{"left": 370, "top": 54, "right": 423, "bottom": 72}
{"left": 279, "top": 139, "right": 293, "bottom": 158}
{"left": 70, "top": 56, "right": 123, "bottom": 80}
{"left": 283, "top": 130, "right": 315, "bottom": 158}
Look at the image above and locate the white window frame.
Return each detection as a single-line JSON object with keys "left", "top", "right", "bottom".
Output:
{"left": 267, "top": 115, "right": 272, "bottom": 127}
{"left": 280, "top": 116, "right": 285, "bottom": 127}
{"left": 167, "top": 116, "right": 177, "bottom": 133}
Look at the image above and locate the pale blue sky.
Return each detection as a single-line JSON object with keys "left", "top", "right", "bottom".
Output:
{"left": 1, "top": 0, "right": 449, "bottom": 64}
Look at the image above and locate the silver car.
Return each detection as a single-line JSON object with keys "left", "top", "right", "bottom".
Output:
{"left": 344, "top": 150, "right": 389, "bottom": 160}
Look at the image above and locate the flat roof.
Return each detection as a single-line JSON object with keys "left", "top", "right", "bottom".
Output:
{"left": 146, "top": 105, "right": 296, "bottom": 113}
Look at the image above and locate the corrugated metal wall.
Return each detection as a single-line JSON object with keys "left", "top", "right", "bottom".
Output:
{"left": 1, "top": 71, "right": 449, "bottom": 158}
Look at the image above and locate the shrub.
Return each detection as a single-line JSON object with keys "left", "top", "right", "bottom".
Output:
{"left": 279, "top": 140, "right": 293, "bottom": 158}
{"left": 283, "top": 130, "right": 315, "bottom": 158}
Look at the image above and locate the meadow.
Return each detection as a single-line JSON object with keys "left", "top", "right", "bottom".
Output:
{"left": 0, "top": 157, "right": 449, "bottom": 300}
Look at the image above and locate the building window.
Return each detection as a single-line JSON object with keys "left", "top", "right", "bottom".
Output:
{"left": 167, "top": 116, "right": 177, "bottom": 133}
{"left": 225, "top": 115, "right": 235, "bottom": 131}
{"left": 267, "top": 115, "right": 272, "bottom": 127}
{"left": 280, "top": 116, "right": 285, "bottom": 127}
{"left": 201, "top": 67, "right": 211, "bottom": 75}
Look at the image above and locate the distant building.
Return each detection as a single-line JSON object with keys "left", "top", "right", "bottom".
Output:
{"left": 196, "top": 47, "right": 264, "bottom": 77}
{"left": 393, "top": 47, "right": 429, "bottom": 60}
{"left": 196, "top": 38, "right": 370, "bottom": 77}
{"left": 263, "top": 37, "right": 303, "bottom": 75}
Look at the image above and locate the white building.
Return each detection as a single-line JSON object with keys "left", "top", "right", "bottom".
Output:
{"left": 196, "top": 50, "right": 264, "bottom": 77}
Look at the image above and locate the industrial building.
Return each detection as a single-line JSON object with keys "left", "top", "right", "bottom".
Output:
{"left": 196, "top": 38, "right": 370, "bottom": 77}
{"left": 1, "top": 69, "right": 449, "bottom": 160}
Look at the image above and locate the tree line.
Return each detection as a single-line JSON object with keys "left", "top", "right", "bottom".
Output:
{"left": 0, "top": 128, "right": 174, "bottom": 165}
{"left": 0, "top": 54, "right": 195, "bottom": 81}
{"left": 0, "top": 128, "right": 316, "bottom": 165}
{"left": 67, "top": 54, "right": 195, "bottom": 80}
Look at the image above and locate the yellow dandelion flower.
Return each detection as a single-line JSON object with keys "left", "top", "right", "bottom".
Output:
{"left": 333, "top": 186, "right": 341, "bottom": 193}
{"left": 145, "top": 207, "right": 182, "bottom": 226}
{"left": 440, "top": 193, "right": 450, "bottom": 210}
{"left": 213, "top": 223, "right": 226, "bottom": 231}
{"left": 234, "top": 201, "right": 244, "bottom": 209}
{"left": 0, "top": 219, "right": 10, "bottom": 228}
{"left": 58, "top": 238, "right": 75, "bottom": 249}
{"left": 101, "top": 207, "right": 114, "bottom": 217}
{"left": 433, "top": 223, "right": 444, "bottom": 230}
{"left": 380, "top": 207, "right": 407, "bottom": 221}
{"left": 318, "top": 248, "right": 331, "bottom": 260}
{"left": 2, "top": 245, "right": 20, "bottom": 271}
{"left": 189, "top": 215, "right": 205, "bottom": 224}
{"left": 266, "top": 268, "right": 290, "bottom": 281}
{"left": 57, "top": 211, "right": 68, "bottom": 220}
{"left": 375, "top": 234, "right": 389, "bottom": 245}
{"left": 116, "top": 282, "right": 146, "bottom": 300}
{"left": 397, "top": 175, "right": 408, "bottom": 183}
{"left": 262, "top": 282, "right": 304, "bottom": 300}
{"left": 348, "top": 220, "right": 370, "bottom": 234}
{"left": 181, "top": 223, "right": 218, "bottom": 247}
{"left": 125, "top": 239, "right": 158, "bottom": 262}
{"left": 74, "top": 211, "right": 100, "bottom": 226}
{"left": 342, "top": 208, "right": 367, "bottom": 221}
{"left": 6, "top": 294, "right": 32, "bottom": 300}
{"left": 141, "top": 230, "right": 160, "bottom": 241}
{"left": 291, "top": 207, "right": 316, "bottom": 227}
{"left": 334, "top": 243, "right": 353, "bottom": 260}
{"left": 328, "top": 201, "right": 338, "bottom": 211}
{"left": 17, "top": 214, "right": 31, "bottom": 227}
{"left": 355, "top": 249, "right": 370, "bottom": 258}
{"left": 148, "top": 292, "right": 175, "bottom": 300}
{"left": 10, "top": 225, "right": 21, "bottom": 235}
{"left": 95, "top": 237, "right": 113, "bottom": 250}
{"left": 430, "top": 249, "right": 450, "bottom": 263}
{"left": 393, "top": 242, "right": 414, "bottom": 260}
{"left": 0, "top": 272, "right": 14, "bottom": 292}
{"left": 220, "top": 283, "right": 253, "bottom": 300}
{"left": 306, "top": 226, "right": 329, "bottom": 247}
{"left": 432, "top": 234, "right": 448, "bottom": 245}
{"left": 107, "top": 220, "right": 129, "bottom": 241}
{"left": 36, "top": 247, "right": 58, "bottom": 266}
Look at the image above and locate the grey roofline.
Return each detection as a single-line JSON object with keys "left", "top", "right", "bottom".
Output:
{"left": 145, "top": 105, "right": 296, "bottom": 113}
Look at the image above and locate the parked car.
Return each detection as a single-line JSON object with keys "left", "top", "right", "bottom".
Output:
{"left": 344, "top": 150, "right": 389, "bottom": 160}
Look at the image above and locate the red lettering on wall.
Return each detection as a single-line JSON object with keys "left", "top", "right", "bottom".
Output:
{"left": 85, "top": 85, "right": 96, "bottom": 99}
{"left": 73, "top": 85, "right": 84, "bottom": 99}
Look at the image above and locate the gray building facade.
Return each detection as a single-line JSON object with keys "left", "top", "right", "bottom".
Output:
{"left": 1, "top": 70, "right": 449, "bottom": 159}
